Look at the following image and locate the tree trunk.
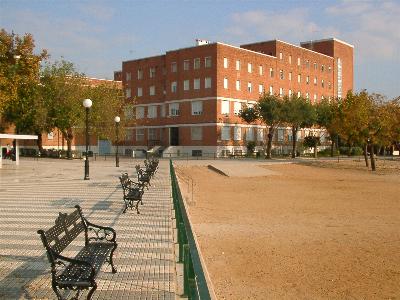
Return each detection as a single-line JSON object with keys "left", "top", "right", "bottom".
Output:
{"left": 291, "top": 127, "right": 297, "bottom": 158}
{"left": 363, "top": 143, "right": 369, "bottom": 168}
{"left": 266, "top": 126, "right": 275, "bottom": 159}
{"left": 314, "top": 144, "right": 318, "bottom": 158}
{"left": 65, "top": 128, "right": 74, "bottom": 159}
{"left": 35, "top": 132, "right": 44, "bottom": 154}
{"left": 370, "top": 144, "right": 376, "bottom": 171}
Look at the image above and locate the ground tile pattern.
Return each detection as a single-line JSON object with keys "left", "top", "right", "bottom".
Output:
{"left": 0, "top": 158, "right": 175, "bottom": 299}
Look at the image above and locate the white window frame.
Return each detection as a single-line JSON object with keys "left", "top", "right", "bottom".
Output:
{"left": 289, "top": 72, "right": 292, "bottom": 81}
{"left": 223, "top": 57, "right": 228, "bottom": 68}
{"left": 136, "top": 106, "right": 144, "bottom": 119}
{"left": 194, "top": 78, "right": 200, "bottom": 90}
{"left": 247, "top": 82, "right": 252, "bottom": 93}
{"left": 259, "top": 65, "right": 263, "bottom": 75}
{"left": 247, "top": 63, "right": 252, "bottom": 73}
{"left": 221, "top": 100, "right": 230, "bottom": 115}
{"left": 147, "top": 105, "right": 157, "bottom": 118}
{"left": 126, "top": 88, "right": 131, "bottom": 99}
{"left": 258, "top": 84, "right": 264, "bottom": 94}
{"left": 297, "top": 57, "right": 301, "bottom": 66}
{"left": 257, "top": 128, "right": 264, "bottom": 141}
{"left": 234, "top": 126, "right": 241, "bottom": 141}
{"left": 234, "top": 101, "right": 242, "bottom": 115}
{"left": 269, "top": 67, "right": 274, "bottom": 77}
{"left": 171, "top": 62, "right": 177, "bottom": 73}
{"left": 246, "top": 127, "right": 254, "bottom": 141}
{"left": 205, "top": 56, "right": 212, "bottom": 68}
{"left": 298, "top": 74, "right": 301, "bottom": 83}
{"left": 236, "top": 80, "right": 240, "bottom": 91}
{"left": 149, "top": 67, "right": 156, "bottom": 78}
{"left": 126, "top": 72, "right": 131, "bottom": 81}
{"left": 279, "top": 52, "right": 283, "bottom": 60}
{"left": 223, "top": 77, "right": 228, "bottom": 89}
{"left": 279, "top": 87, "right": 283, "bottom": 97}
{"left": 269, "top": 85, "right": 273, "bottom": 95}
{"left": 148, "top": 128, "right": 157, "bottom": 140}
{"left": 149, "top": 85, "right": 155, "bottom": 96}
{"left": 194, "top": 58, "right": 200, "bottom": 69}
{"left": 289, "top": 55, "right": 292, "bottom": 64}
{"left": 184, "top": 60, "right": 190, "bottom": 71}
{"left": 205, "top": 77, "right": 212, "bottom": 89}
{"left": 191, "top": 127, "right": 202, "bottom": 141}
{"left": 136, "top": 128, "right": 144, "bottom": 141}
{"left": 137, "top": 69, "right": 143, "bottom": 79}
{"left": 236, "top": 60, "right": 240, "bottom": 71}
{"left": 184, "top": 79, "right": 190, "bottom": 91}
{"left": 191, "top": 101, "right": 203, "bottom": 115}
{"left": 221, "top": 126, "right": 230, "bottom": 141}
{"left": 171, "top": 81, "right": 177, "bottom": 93}
{"left": 137, "top": 87, "right": 143, "bottom": 97}
{"left": 169, "top": 102, "right": 180, "bottom": 116}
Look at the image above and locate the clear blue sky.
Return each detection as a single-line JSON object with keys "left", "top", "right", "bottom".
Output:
{"left": 1, "top": 0, "right": 399, "bottom": 99}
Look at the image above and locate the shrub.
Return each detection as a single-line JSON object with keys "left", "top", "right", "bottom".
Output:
{"left": 246, "top": 141, "right": 256, "bottom": 154}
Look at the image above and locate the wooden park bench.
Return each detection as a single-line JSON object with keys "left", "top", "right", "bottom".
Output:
{"left": 119, "top": 173, "right": 145, "bottom": 214}
{"left": 37, "top": 205, "right": 117, "bottom": 300}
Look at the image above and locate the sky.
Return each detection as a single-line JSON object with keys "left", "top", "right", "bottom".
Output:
{"left": 1, "top": 0, "right": 399, "bottom": 99}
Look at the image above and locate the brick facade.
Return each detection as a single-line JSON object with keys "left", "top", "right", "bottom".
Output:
{"left": 121, "top": 38, "right": 354, "bottom": 157}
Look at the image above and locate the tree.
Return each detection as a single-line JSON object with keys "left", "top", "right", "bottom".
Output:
{"left": 0, "top": 29, "right": 47, "bottom": 116}
{"left": 40, "top": 60, "right": 87, "bottom": 158}
{"left": 315, "top": 99, "right": 340, "bottom": 157}
{"left": 281, "top": 95, "right": 316, "bottom": 158}
{"left": 239, "top": 93, "right": 283, "bottom": 159}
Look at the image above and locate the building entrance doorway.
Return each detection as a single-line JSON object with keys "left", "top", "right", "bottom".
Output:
{"left": 170, "top": 127, "right": 179, "bottom": 146}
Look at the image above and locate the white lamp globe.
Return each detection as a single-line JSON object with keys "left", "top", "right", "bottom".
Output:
{"left": 82, "top": 99, "right": 92, "bottom": 108}
{"left": 114, "top": 116, "right": 120, "bottom": 123}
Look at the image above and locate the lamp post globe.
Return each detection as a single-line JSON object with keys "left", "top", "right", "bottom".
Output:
{"left": 115, "top": 116, "right": 120, "bottom": 167}
{"left": 82, "top": 99, "right": 92, "bottom": 180}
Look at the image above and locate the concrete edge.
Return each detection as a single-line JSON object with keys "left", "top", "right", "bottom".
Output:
{"left": 207, "top": 165, "right": 228, "bottom": 177}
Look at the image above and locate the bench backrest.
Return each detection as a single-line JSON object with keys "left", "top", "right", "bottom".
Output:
{"left": 38, "top": 206, "right": 86, "bottom": 258}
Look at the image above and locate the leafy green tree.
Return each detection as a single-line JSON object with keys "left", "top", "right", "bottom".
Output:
{"left": 0, "top": 29, "right": 47, "bottom": 116}
{"left": 240, "top": 93, "right": 283, "bottom": 159}
{"left": 281, "top": 95, "right": 316, "bottom": 158}
{"left": 315, "top": 99, "right": 340, "bottom": 157}
{"left": 303, "top": 135, "right": 320, "bottom": 158}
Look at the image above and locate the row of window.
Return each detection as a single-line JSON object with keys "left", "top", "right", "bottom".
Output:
{"left": 223, "top": 56, "right": 332, "bottom": 74}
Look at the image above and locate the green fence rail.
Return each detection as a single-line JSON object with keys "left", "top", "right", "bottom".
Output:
{"left": 169, "top": 160, "right": 212, "bottom": 300}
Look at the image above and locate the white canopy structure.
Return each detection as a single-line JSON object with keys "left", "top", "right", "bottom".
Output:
{"left": 0, "top": 134, "right": 38, "bottom": 168}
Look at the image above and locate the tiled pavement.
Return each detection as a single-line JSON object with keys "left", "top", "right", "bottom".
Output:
{"left": 0, "top": 158, "right": 175, "bottom": 299}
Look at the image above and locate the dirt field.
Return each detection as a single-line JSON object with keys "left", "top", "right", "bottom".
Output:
{"left": 175, "top": 159, "right": 400, "bottom": 300}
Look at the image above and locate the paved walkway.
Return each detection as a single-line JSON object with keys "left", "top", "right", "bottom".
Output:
{"left": 0, "top": 158, "right": 175, "bottom": 299}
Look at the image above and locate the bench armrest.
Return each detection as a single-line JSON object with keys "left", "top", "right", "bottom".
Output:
{"left": 86, "top": 221, "right": 117, "bottom": 243}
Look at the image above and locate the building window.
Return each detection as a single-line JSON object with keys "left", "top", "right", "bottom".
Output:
{"left": 124, "top": 107, "right": 134, "bottom": 120}
{"left": 246, "top": 127, "right": 254, "bottom": 141}
{"left": 278, "top": 129, "right": 284, "bottom": 142}
{"left": 221, "top": 126, "right": 230, "bottom": 140}
{"left": 337, "top": 57, "right": 343, "bottom": 98}
{"left": 234, "top": 101, "right": 242, "bottom": 115}
{"left": 259, "top": 65, "right": 263, "bottom": 75}
{"left": 125, "top": 128, "right": 134, "bottom": 141}
{"left": 306, "top": 92, "right": 309, "bottom": 99}
{"left": 184, "top": 79, "right": 190, "bottom": 91}
{"left": 306, "top": 76, "right": 309, "bottom": 84}
{"left": 236, "top": 60, "right": 240, "bottom": 70}
{"left": 194, "top": 78, "right": 200, "bottom": 90}
{"left": 149, "top": 85, "right": 155, "bottom": 96}
{"left": 297, "top": 91, "right": 301, "bottom": 97}
{"left": 169, "top": 103, "right": 180, "bottom": 116}
{"left": 148, "top": 105, "right": 157, "bottom": 118}
{"left": 321, "top": 65, "right": 325, "bottom": 72}
{"left": 194, "top": 58, "right": 200, "bottom": 69}
{"left": 289, "top": 72, "right": 292, "bottom": 81}
{"left": 314, "top": 76, "right": 317, "bottom": 85}
{"left": 205, "top": 77, "right": 212, "bottom": 89}
{"left": 289, "top": 89, "right": 292, "bottom": 97}
{"left": 279, "top": 87, "right": 283, "bottom": 97}
{"left": 223, "top": 57, "right": 228, "bottom": 68}
{"left": 328, "top": 81, "right": 332, "bottom": 89}
{"left": 223, "top": 77, "right": 228, "bottom": 89}
{"left": 171, "top": 81, "right": 177, "bottom": 93}
{"left": 328, "top": 66, "right": 332, "bottom": 72}
{"left": 269, "top": 85, "right": 273, "bottom": 95}
{"left": 192, "top": 149, "right": 202, "bottom": 156}
{"left": 136, "top": 128, "right": 144, "bottom": 141}
{"left": 314, "top": 62, "right": 317, "bottom": 70}
{"left": 205, "top": 56, "right": 212, "bottom": 68}
{"left": 136, "top": 106, "right": 144, "bottom": 119}
{"left": 259, "top": 84, "right": 264, "bottom": 94}
{"left": 289, "top": 55, "right": 292, "bottom": 64}
{"left": 161, "top": 104, "right": 166, "bottom": 117}
{"left": 314, "top": 93, "right": 317, "bottom": 102}
{"left": 148, "top": 128, "right": 157, "bottom": 141}
{"left": 279, "top": 52, "right": 283, "bottom": 60}
{"left": 248, "top": 63, "right": 252, "bottom": 73}
{"left": 126, "top": 72, "right": 131, "bottom": 81}
{"left": 137, "top": 69, "right": 143, "bottom": 79}
{"left": 171, "top": 62, "right": 177, "bottom": 73}
{"left": 137, "top": 87, "right": 143, "bottom": 97}
{"left": 221, "top": 100, "right": 230, "bottom": 115}
{"left": 234, "top": 126, "right": 241, "bottom": 141}
{"left": 305, "top": 60, "right": 310, "bottom": 68}
{"left": 270, "top": 68, "right": 274, "bottom": 77}
{"left": 191, "top": 101, "right": 203, "bottom": 115}
{"left": 126, "top": 88, "right": 131, "bottom": 98}
{"left": 321, "top": 79, "right": 324, "bottom": 88}
{"left": 279, "top": 69, "right": 284, "bottom": 80}
{"left": 191, "top": 127, "right": 202, "bottom": 141}
{"left": 257, "top": 128, "right": 263, "bottom": 141}
{"left": 297, "top": 57, "right": 301, "bottom": 66}
{"left": 149, "top": 67, "right": 156, "bottom": 78}
{"left": 184, "top": 60, "right": 190, "bottom": 71}
{"left": 298, "top": 74, "right": 301, "bottom": 83}
{"left": 247, "top": 82, "right": 252, "bottom": 93}
{"left": 236, "top": 80, "right": 240, "bottom": 91}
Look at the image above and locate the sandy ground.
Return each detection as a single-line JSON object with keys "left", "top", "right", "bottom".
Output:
{"left": 175, "top": 159, "right": 400, "bottom": 300}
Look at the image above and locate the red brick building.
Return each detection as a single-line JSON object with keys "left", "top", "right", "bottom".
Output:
{"left": 120, "top": 38, "right": 354, "bottom": 157}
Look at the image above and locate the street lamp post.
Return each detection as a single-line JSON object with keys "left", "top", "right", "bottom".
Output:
{"left": 83, "top": 99, "right": 92, "bottom": 180}
{"left": 115, "top": 116, "right": 120, "bottom": 167}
